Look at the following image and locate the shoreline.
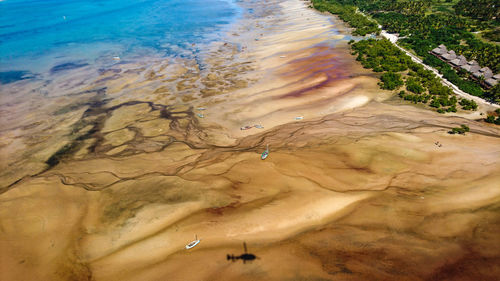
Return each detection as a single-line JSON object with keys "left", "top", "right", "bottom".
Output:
{"left": 0, "top": 0, "right": 243, "bottom": 75}
{"left": 1, "top": 0, "right": 500, "bottom": 280}
{"left": 0, "top": 0, "right": 264, "bottom": 190}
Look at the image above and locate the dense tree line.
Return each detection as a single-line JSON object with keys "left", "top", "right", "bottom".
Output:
{"left": 311, "top": 0, "right": 380, "bottom": 36}
{"left": 380, "top": 72, "right": 404, "bottom": 89}
{"left": 454, "top": 0, "right": 500, "bottom": 22}
{"left": 329, "top": 0, "right": 432, "bottom": 15}
{"left": 312, "top": 0, "right": 500, "bottom": 105}
{"left": 483, "top": 29, "right": 500, "bottom": 42}
{"left": 405, "top": 77, "right": 425, "bottom": 94}
{"left": 337, "top": 0, "right": 500, "bottom": 71}
{"left": 372, "top": 12, "right": 500, "bottom": 73}
{"left": 489, "top": 84, "right": 500, "bottom": 103}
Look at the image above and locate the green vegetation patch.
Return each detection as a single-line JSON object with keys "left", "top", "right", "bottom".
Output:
{"left": 454, "top": 0, "right": 499, "bottom": 22}
{"left": 350, "top": 38, "right": 477, "bottom": 112}
{"left": 424, "top": 55, "right": 485, "bottom": 97}
{"left": 485, "top": 108, "right": 500, "bottom": 125}
{"left": 482, "top": 29, "right": 500, "bottom": 43}
{"left": 311, "top": 0, "right": 380, "bottom": 36}
{"left": 313, "top": 0, "right": 500, "bottom": 105}
{"left": 380, "top": 72, "right": 404, "bottom": 90}
{"left": 448, "top": 124, "right": 470, "bottom": 134}
{"left": 458, "top": 98, "right": 478, "bottom": 110}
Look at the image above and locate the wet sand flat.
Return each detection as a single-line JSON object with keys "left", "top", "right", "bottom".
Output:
{"left": 1, "top": 0, "right": 500, "bottom": 280}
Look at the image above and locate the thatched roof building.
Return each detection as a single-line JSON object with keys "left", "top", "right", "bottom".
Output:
{"left": 441, "top": 50, "right": 457, "bottom": 61}
{"left": 485, "top": 78, "right": 498, "bottom": 87}
{"left": 484, "top": 72, "right": 494, "bottom": 79}
{"left": 429, "top": 44, "right": 499, "bottom": 87}
{"left": 480, "top": 67, "right": 491, "bottom": 72}
{"left": 468, "top": 65, "right": 481, "bottom": 73}
{"left": 431, "top": 45, "right": 448, "bottom": 56}
{"left": 479, "top": 67, "right": 494, "bottom": 79}
{"left": 461, "top": 64, "right": 472, "bottom": 71}
{"left": 451, "top": 55, "right": 467, "bottom": 66}
{"left": 473, "top": 70, "right": 493, "bottom": 79}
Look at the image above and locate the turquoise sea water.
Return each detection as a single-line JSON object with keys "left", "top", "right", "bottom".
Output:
{"left": 0, "top": 0, "right": 240, "bottom": 79}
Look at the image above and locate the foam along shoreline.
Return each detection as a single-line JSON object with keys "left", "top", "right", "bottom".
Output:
{"left": 1, "top": 0, "right": 500, "bottom": 281}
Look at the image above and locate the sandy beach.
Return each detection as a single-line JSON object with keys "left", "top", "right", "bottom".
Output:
{"left": 1, "top": 0, "right": 500, "bottom": 280}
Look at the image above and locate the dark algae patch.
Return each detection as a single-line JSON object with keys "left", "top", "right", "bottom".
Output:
{"left": 45, "top": 143, "right": 78, "bottom": 167}
{"left": 0, "top": 71, "right": 34, "bottom": 84}
{"left": 50, "top": 62, "right": 89, "bottom": 74}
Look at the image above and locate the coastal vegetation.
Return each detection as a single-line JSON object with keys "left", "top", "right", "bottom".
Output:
{"left": 422, "top": 55, "right": 484, "bottom": 97}
{"left": 350, "top": 38, "right": 477, "bottom": 112}
{"left": 2, "top": 1, "right": 500, "bottom": 280}
{"left": 453, "top": 0, "right": 499, "bottom": 22}
{"left": 311, "top": 0, "right": 380, "bottom": 36}
{"left": 448, "top": 124, "right": 470, "bottom": 134}
{"left": 482, "top": 29, "right": 500, "bottom": 43}
{"left": 485, "top": 115, "right": 500, "bottom": 125}
{"left": 312, "top": 0, "right": 500, "bottom": 104}
{"left": 485, "top": 109, "right": 500, "bottom": 125}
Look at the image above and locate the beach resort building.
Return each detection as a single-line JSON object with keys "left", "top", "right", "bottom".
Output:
{"left": 450, "top": 55, "right": 467, "bottom": 67}
{"left": 441, "top": 50, "right": 457, "bottom": 61}
{"left": 430, "top": 44, "right": 500, "bottom": 88}
{"left": 486, "top": 74, "right": 500, "bottom": 87}
{"left": 431, "top": 45, "right": 448, "bottom": 56}
{"left": 461, "top": 60, "right": 480, "bottom": 72}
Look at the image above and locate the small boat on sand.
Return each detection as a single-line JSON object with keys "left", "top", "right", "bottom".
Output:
{"left": 185, "top": 235, "right": 201, "bottom": 250}
{"left": 254, "top": 124, "right": 264, "bottom": 129}
{"left": 295, "top": 116, "right": 304, "bottom": 120}
{"left": 240, "top": 125, "right": 253, "bottom": 130}
{"left": 261, "top": 144, "right": 269, "bottom": 160}
{"left": 197, "top": 113, "right": 204, "bottom": 118}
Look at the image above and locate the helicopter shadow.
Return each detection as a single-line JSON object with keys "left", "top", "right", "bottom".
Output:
{"left": 227, "top": 242, "right": 258, "bottom": 264}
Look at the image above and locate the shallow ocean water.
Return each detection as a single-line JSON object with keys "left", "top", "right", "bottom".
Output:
{"left": 0, "top": 0, "right": 240, "bottom": 76}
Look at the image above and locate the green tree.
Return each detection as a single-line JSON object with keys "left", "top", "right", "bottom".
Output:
{"left": 405, "top": 77, "right": 425, "bottom": 94}
{"left": 380, "top": 72, "right": 404, "bottom": 90}
{"left": 485, "top": 115, "right": 496, "bottom": 123}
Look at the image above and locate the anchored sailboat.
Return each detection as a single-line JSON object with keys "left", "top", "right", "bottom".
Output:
{"left": 261, "top": 144, "right": 269, "bottom": 160}
{"left": 185, "top": 234, "right": 201, "bottom": 249}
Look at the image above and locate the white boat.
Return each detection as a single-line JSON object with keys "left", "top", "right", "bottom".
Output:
{"left": 261, "top": 144, "right": 269, "bottom": 160}
{"left": 185, "top": 235, "right": 201, "bottom": 250}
